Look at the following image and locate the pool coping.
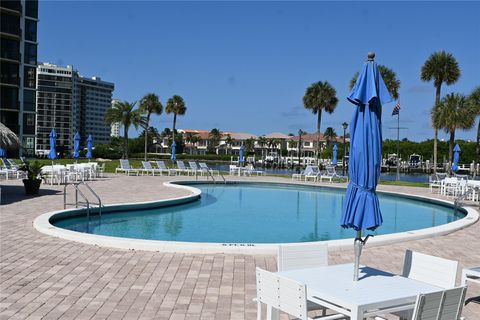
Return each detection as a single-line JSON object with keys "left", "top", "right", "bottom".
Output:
{"left": 33, "top": 180, "right": 479, "bottom": 254}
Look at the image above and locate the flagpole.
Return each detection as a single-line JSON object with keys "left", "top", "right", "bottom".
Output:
{"left": 396, "top": 97, "right": 400, "bottom": 181}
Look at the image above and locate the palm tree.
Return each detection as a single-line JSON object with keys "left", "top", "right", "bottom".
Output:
{"left": 185, "top": 132, "right": 199, "bottom": 154}
{"left": 302, "top": 81, "right": 338, "bottom": 159}
{"left": 165, "top": 95, "right": 187, "bottom": 144}
{"left": 421, "top": 50, "right": 461, "bottom": 172}
{"left": 467, "top": 87, "right": 480, "bottom": 158}
{"left": 244, "top": 137, "right": 256, "bottom": 154}
{"left": 349, "top": 65, "right": 401, "bottom": 100}
{"left": 224, "top": 134, "right": 235, "bottom": 155}
{"left": 104, "top": 101, "right": 143, "bottom": 159}
{"left": 324, "top": 127, "right": 337, "bottom": 146}
{"left": 139, "top": 93, "right": 163, "bottom": 161}
{"left": 431, "top": 93, "right": 475, "bottom": 163}
{"left": 208, "top": 128, "right": 222, "bottom": 154}
{"left": 257, "top": 136, "right": 267, "bottom": 159}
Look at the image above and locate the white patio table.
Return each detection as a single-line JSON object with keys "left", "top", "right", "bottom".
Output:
{"left": 275, "top": 263, "right": 442, "bottom": 320}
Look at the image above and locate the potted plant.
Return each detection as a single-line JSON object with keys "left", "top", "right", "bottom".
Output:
{"left": 19, "top": 160, "right": 44, "bottom": 195}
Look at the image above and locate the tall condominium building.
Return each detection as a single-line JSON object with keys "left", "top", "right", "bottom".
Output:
{"left": 35, "top": 63, "right": 114, "bottom": 155}
{"left": 35, "top": 63, "right": 74, "bottom": 155}
{"left": 110, "top": 122, "right": 120, "bottom": 138}
{"left": 73, "top": 76, "right": 114, "bottom": 145}
{"left": 0, "top": 0, "right": 39, "bottom": 156}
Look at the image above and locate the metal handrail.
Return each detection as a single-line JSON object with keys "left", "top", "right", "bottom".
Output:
{"left": 64, "top": 183, "right": 90, "bottom": 218}
{"left": 64, "top": 181, "right": 103, "bottom": 218}
{"left": 205, "top": 169, "right": 216, "bottom": 184}
{"left": 218, "top": 171, "right": 226, "bottom": 184}
{"left": 82, "top": 182, "right": 102, "bottom": 217}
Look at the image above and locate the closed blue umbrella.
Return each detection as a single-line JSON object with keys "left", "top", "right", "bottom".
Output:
{"left": 48, "top": 128, "right": 57, "bottom": 160}
{"left": 73, "top": 132, "right": 81, "bottom": 160}
{"left": 452, "top": 144, "right": 460, "bottom": 173}
{"left": 239, "top": 144, "right": 244, "bottom": 166}
{"left": 171, "top": 141, "right": 176, "bottom": 161}
{"left": 86, "top": 135, "right": 93, "bottom": 160}
{"left": 340, "top": 52, "right": 393, "bottom": 281}
{"left": 332, "top": 144, "right": 338, "bottom": 166}
{"left": 0, "top": 148, "right": 6, "bottom": 158}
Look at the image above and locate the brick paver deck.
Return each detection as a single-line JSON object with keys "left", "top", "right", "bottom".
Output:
{"left": 1, "top": 174, "right": 479, "bottom": 319}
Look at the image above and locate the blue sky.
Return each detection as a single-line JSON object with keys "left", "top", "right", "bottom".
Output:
{"left": 39, "top": 1, "right": 479, "bottom": 141}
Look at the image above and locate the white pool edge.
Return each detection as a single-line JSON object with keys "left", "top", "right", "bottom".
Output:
{"left": 33, "top": 181, "right": 479, "bottom": 254}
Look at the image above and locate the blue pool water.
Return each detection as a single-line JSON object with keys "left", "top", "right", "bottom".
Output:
{"left": 53, "top": 183, "right": 464, "bottom": 244}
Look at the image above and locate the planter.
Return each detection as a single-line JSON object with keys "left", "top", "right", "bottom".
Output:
{"left": 23, "top": 179, "right": 42, "bottom": 195}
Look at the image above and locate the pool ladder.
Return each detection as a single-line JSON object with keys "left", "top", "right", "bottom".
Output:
{"left": 64, "top": 181, "right": 103, "bottom": 218}
{"left": 197, "top": 168, "right": 226, "bottom": 184}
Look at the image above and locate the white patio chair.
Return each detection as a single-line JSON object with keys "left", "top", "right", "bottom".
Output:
{"left": 375, "top": 286, "right": 467, "bottom": 320}
{"left": 402, "top": 250, "right": 458, "bottom": 289}
{"left": 388, "top": 250, "right": 460, "bottom": 320}
{"left": 142, "top": 161, "right": 162, "bottom": 176}
{"left": 256, "top": 268, "right": 346, "bottom": 320}
{"left": 115, "top": 159, "right": 140, "bottom": 176}
{"left": 97, "top": 163, "right": 105, "bottom": 178}
{"left": 1, "top": 158, "right": 22, "bottom": 179}
{"left": 199, "top": 162, "right": 219, "bottom": 176}
{"left": 277, "top": 243, "right": 328, "bottom": 272}
{"left": 156, "top": 161, "right": 176, "bottom": 176}
{"left": 229, "top": 164, "right": 238, "bottom": 175}
{"left": 429, "top": 173, "right": 446, "bottom": 193}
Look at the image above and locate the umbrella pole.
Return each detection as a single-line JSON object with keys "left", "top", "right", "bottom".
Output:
{"left": 353, "top": 230, "right": 362, "bottom": 281}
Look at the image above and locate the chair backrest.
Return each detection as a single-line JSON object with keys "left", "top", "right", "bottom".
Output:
{"left": 278, "top": 243, "right": 328, "bottom": 271}
{"left": 455, "top": 174, "right": 468, "bottom": 181}
{"left": 6, "top": 159, "right": 18, "bottom": 169}
{"left": 412, "top": 286, "right": 467, "bottom": 320}
{"left": 402, "top": 250, "right": 458, "bottom": 289}
{"left": 177, "top": 161, "right": 186, "bottom": 169}
{"left": 199, "top": 162, "right": 208, "bottom": 169}
{"left": 310, "top": 166, "right": 320, "bottom": 174}
{"left": 156, "top": 161, "right": 167, "bottom": 169}
{"left": 188, "top": 161, "right": 198, "bottom": 170}
{"left": 303, "top": 166, "right": 313, "bottom": 175}
{"left": 436, "top": 173, "right": 447, "bottom": 181}
{"left": 142, "top": 161, "right": 152, "bottom": 169}
{"left": 326, "top": 166, "right": 336, "bottom": 175}
{"left": 120, "top": 159, "right": 131, "bottom": 169}
{"left": 256, "top": 268, "right": 308, "bottom": 320}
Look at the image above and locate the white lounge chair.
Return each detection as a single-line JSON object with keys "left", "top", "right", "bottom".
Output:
{"left": 115, "top": 159, "right": 140, "bottom": 176}
{"left": 245, "top": 164, "right": 265, "bottom": 176}
{"left": 319, "top": 166, "right": 338, "bottom": 182}
{"left": 0, "top": 158, "right": 22, "bottom": 179}
{"left": 176, "top": 160, "right": 193, "bottom": 175}
{"left": 199, "top": 162, "right": 219, "bottom": 176}
{"left": 142, "top": 161, "right": 162, "bottom": 176}
{"left": 155, "top": 160, "right": 176, "bottom": 176}
{"left": 375, "top": 286, "right": 467, "bottom": 320}
{"left": 292, "top": 165, "right": 312, "bottom": 181}
{"left": 188, "top": 161, "right": 201, "bottom": 175}
{"left": 255, "top": 268, "right": 346, "bottom": 320}
{"left": 305, "top": 166, "right": 320, "bottom": 182}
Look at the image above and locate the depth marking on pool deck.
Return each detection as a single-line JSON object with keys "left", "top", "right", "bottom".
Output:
{"left": 33, "top": 180, "right": 479, "bottom": 254}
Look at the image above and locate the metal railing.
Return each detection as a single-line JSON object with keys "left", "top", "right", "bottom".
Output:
{"left": 454, "top": 187, "right": 478, "bottom": 214}
{"left": 64, "top": 181, "right": 102, "bottom": 218}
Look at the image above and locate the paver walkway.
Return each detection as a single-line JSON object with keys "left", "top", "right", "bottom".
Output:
{"left": 1, "top": 174, "right": 479, "bottom": 319}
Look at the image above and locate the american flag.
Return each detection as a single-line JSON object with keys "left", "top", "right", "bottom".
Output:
{"left": 392, "top": 101, "right": 401, "bottom": 116}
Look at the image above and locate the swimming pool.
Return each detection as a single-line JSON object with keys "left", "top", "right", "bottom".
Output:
{"left": 52, "top": 183, "right": 464, "bottom": 244}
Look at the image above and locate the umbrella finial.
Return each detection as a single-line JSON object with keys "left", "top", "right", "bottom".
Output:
{"left": 367, "top": 52, "right": 375, "bottom": 61}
